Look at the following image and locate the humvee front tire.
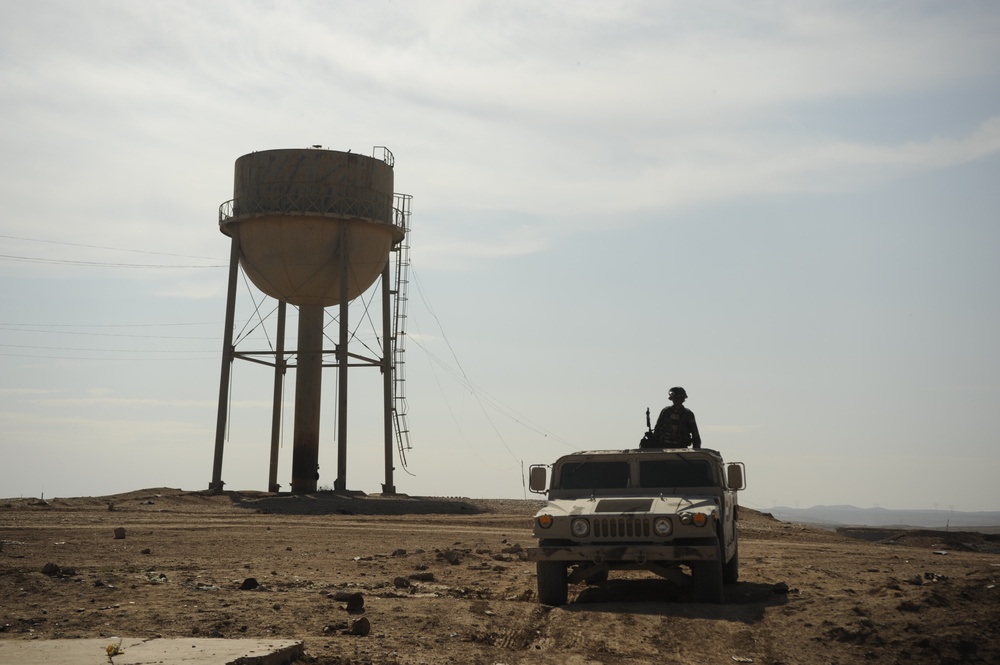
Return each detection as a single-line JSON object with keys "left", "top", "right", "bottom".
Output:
{"left": 536, "top": 561, "right": 568, "bottom": 606}
{"left": 691, "top": 543, "right": 724, "bottom": 603}
{"left": 723, "top": 537, "right": 739, "bottom": 584}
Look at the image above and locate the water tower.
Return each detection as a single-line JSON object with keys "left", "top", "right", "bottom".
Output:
{"left": 208, "top": 147, "right": 412, "bottom": 494}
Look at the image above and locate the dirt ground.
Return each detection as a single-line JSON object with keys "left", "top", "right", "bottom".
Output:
{"left": 1, "top": 488, "right": 998, "bottom": 665}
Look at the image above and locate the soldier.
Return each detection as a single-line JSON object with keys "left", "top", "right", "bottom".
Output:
{"left": 653, "top": 386, "right": 701, "bottom": 449}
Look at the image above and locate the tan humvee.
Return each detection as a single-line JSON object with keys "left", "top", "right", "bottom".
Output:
{"left": 526, "top": 447, "right": 746, "bottom": 605}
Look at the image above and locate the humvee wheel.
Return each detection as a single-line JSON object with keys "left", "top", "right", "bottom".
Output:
{"left": 536, "top": 561, "right": 568, "bottom": 606}
{"left": 723, "top": 537, "right": 739, "bottom": 584}
{"left": 691, "top": 542, "right": 724, "bottom": 603}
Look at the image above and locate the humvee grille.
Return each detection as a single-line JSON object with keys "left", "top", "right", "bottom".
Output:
{"left": 593, "top": 517, "right": 651, "bottom": 539}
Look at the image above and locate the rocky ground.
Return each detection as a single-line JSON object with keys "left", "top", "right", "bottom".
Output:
{"left": 1, "top": 488, "right": 998, "bottom": 664}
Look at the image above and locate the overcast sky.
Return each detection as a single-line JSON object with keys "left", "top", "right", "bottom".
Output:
{"left": 2, "top": 1, "right": 998, "bottom": 512}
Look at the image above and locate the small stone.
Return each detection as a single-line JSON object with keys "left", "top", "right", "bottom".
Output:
{"left": 344, "top": 593, "right": 365, "bottom": 613}
{"left": 348, "top": 616, "right": 371, "bottom": 636}
{"left": 113, "top": 528, "right": 126, "bottom": 540}
{"left": 772, "top": 582, "right": 790, "bottom": 594}
{"left": 391, "top": 549, "right": 407, "bottom": 557}
{"left": 393, "top": 577, "right": 410, "bottom": 589}
{"left": 141, "top": 548, "right": 152, "bottom": 555}
{"left": 409, "top": 572, "right": 435, "bottom": 582}
{"left": 41, "top": 563, "right": 60, "bottom": 576}
{"left": 239, "top": 578, "right": 260, "bottom": 591}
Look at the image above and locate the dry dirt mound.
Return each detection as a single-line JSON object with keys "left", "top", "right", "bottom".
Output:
{"left": 2, "top": 490, "right": 998, "bottom": 664}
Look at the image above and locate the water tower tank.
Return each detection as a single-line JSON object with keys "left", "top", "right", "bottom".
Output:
{"left": 220, "top": 148, "right": 404, "bottom": 305}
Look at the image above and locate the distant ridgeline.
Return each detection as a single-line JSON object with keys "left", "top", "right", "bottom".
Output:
{"left": 768, "top": 505, "right": 1000, "bottom": 531}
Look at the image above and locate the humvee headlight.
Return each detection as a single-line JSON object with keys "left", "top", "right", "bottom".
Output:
{"left": 653, "top": 517, "right": 673, "bottom": 537}
{"left": 537, "top": 514, "right": 553, "bottom": 529}
{"left": 570, "top": 518, "right": 590, "bottom": 538}
{"left": 679, "top": 513, "right": 693, "bottom": 525}
{"left": 692, "top": 513, "right": 708, "bottom": 527}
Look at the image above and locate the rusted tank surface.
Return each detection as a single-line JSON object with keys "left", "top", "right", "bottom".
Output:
{"left": 220, "top": 148, "right": 403, "bottom": 306}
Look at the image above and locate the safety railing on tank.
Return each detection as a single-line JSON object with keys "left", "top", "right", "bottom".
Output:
{"left": 372, "top": 146, "right": 394, "bottom": 167}
{"left": 219, "top": 194, "right": 402, "bottom": 232}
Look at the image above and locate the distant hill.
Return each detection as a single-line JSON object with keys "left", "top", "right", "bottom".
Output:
{"left": 768, "top": 504, "right": 1000, "bottom": 531}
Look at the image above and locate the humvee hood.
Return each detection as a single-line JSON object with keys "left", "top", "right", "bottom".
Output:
{"left": 538, "top": 495, "right": 719, "bottom": 519}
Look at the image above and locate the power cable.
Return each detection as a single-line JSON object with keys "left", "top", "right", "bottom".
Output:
{"left": 0, "top": 253, "right": 225, "bottom": 268}
{"left": 0, "top": 233, "right": 225, "bottom": 261}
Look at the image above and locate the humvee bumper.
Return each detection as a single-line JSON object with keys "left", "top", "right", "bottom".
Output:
{"left": 526, "top": 543, "right": 719, "bottom": 564}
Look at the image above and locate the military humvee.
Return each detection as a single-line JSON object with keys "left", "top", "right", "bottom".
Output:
{"left": 526, "top": 448, "right": 746, "bottom": 605}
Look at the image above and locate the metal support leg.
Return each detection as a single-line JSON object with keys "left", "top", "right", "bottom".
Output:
{"left": 335, "top": 224, "right": 350, "bottom": 491}
{"left": 210, "top": 231, "right": 240, "bottom": 492}
{"left": 381, "top": 259, "right": 396, "bottom": 495}
{"left": 267, "top": 301, "right": 287, "bottom": 493}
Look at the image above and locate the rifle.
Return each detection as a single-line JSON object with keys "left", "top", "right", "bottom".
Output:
{"left": 640, "top": 407, "right": 655, "bottom": 448}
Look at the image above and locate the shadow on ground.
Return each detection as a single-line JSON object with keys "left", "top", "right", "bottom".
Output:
{"left": 227, "top": 491, "right": 488, "bottom": 516}
{"left": 565, "top": 579, "right": 789, "bottom": 621}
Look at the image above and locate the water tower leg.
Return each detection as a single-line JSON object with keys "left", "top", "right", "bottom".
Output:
{"left": 291, "top": 304, "right": 324, "bottom": 493}
{"left": 334, "top": 288, "right": 349, "bottom": 489}
{"left": 335, "top": 225, "right": 350, "bottom": 491}
{"left": 381, "top": 260, "right": 396, "bottom": 495}
{"left": 267, "top": 301, "right": 287, "bottom": 493}
{"left": 210, "top": 232, "right": 240, "bottom": 493}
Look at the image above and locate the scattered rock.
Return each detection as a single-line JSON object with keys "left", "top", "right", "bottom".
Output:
{"left": 141, "top": 548, "right": 152, "bottom": 555}
{"left": 113, "top": 528, "right": 126, "bottom": 540}
{"left": 906, "top": 575, "right": 924, "bottom": 586}
{"left": 393, "top": 576, "right": 411, "bottom": 589}
{"left": 409, "top": 572, "right": 435, "bottom": 582}
{"left": 501, "top": 543, "right": 523, "bottom": 554}
{"left": 438, "top": 550, "right": 462, "bottom": 565}
{"left": 41, "top": 562, "right": 60, "bottom": 576}
{"left": 344, "top": 591, "right": 367, "bottom": 612}
{"left": 348, "top": 616, "right": 371, "bottom": 636}
{"left": 772, "top": 582, "right": 790, "bottom": 594}
{"left": 391, "top": 549, "right": 407, "bottom": 557}
{"left": 239, "top": 578, "right": 260, "bottom": 591}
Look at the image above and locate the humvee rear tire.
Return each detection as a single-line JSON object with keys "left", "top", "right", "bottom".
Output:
{"left": 723, "top": 537, "right": 739, "bottom": 584}
{"left": 691, "top": 544, "right": 724, "bottom": 603}
{"left": 536, "top": 561, "right": 568, "bottom": 606}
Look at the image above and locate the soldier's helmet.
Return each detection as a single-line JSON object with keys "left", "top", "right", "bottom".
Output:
{"left": 668, "top": 386, "right": 688, "bottom": 399}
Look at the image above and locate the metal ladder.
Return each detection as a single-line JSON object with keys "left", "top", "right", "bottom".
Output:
{"left": 391, "top": 194, "right": 413, "bottom": 468}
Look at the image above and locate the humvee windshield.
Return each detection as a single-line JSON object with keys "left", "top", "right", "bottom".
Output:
{"left": 559, "top": 461, "right": 629, "bottom": 490}
{"left": 557, "top": 458, "right": 714, "bottom": 490}
{"left": 639, "top": 460, "right": 713, "bottom": 487}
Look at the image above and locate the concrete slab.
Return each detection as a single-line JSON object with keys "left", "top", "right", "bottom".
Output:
{"left": 0, "top": 637, "right": 304, "bottom": 665}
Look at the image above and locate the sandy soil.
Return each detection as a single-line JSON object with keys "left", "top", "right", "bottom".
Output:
{"left": 1, "top": 488, "right": 998, "bottom": 664}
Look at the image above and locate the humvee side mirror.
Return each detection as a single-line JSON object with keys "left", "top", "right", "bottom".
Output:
{"left": 528, "top": 465, "right": 548, "bottom": 493}
{"left": 726, "top": 463, "right": 746, "bottom": 491}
